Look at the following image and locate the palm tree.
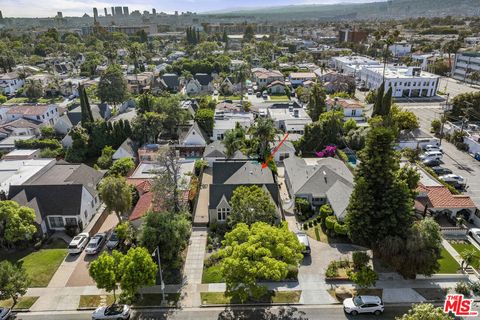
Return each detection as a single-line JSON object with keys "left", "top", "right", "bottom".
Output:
{"left": 249, "top": 118, "right": 277, "bottom": 161}
{"left": 442, "top": 40, "right": 461, "bottom": 71}
{"left": 460, "top": 249, "right": 478, "bottom": 270}
{"left": 223, "top": 124, "right": 246, "bottom": 158}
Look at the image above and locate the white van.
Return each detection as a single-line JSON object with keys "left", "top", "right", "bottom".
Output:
{"left": 296, "top": 232, "right": 311, "bottom": 255}
{"left": 420, "top": 150, "right": 443, "bottom": 161}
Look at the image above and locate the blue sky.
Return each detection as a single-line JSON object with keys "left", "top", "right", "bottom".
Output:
{"left": 2, "top": 0, "right": 384, "bottom": 18}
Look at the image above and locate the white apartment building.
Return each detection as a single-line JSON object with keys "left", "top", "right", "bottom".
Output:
{"left": 388, "top": 42, "right": 412, "bottom": 57}
{"left": 1, "top": 104, "right": 60, "bottom": 125}
{"left": 0, "top": 72, "right": 24, "bottom": 95}
{"left": 330, "top": 56, "right": 381, "bottom": 77}
{"left": 360, "top": 66, "right": 439, "bottom": 98}
{"left": 452, "top": 52, "right": 480, "bottom": 85}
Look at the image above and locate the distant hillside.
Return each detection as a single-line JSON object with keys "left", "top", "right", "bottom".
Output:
{"left": 206, "top": 0, "right": 480, "bottom": 21}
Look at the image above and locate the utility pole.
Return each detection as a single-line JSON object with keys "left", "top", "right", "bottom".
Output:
{"left": 152, "top": 246, "right": 166, "bottom": 306}
{"left": 439, "top": 93, "right": 449, "bottom": 146}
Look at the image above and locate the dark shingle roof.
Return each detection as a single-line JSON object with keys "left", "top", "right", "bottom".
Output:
{"left": 161, "top": 74, "right": 179, "bottom": 89}
{"left": 209, "top": 161, "right": 279, "bottom": 209}
{"left": 203, "top": 140, "right": 227, "bottom": 158}
{"left": 194, "top": 73, "right": 213, "bottom": 86}
{"left": 117, "top": 138, "right": 137, "bottom": 157}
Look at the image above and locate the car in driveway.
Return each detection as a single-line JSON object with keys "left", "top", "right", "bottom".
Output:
{"left": 106, "top": 232, "right": 120, "bottom": 251}
{"left": 420, "top": 151, "right": 443, "bottom": 161}
{"left": 424, "top": 145, "right": 443, "bottom": 153}
{"left": 295, "top": 232, "right": 311, "bottom": 255}
{"left": 92, "top": 304, "right": 130, "bottom": 320}
{"left": 431, "top": 166, "right": 452, "bottom": 176}
{"left": 343, "top": 295, "right": 384, "bottom": 316}
{"left": 0, "top": 307, "right": 11, "bottom": 320}
{"left": 68, "top": 232, "right": 90, "bottom": 254}
{"left": 85, "top": 233, "right": 106, "bottom": 255}
{"left": 439, "top": 174, "right": 466, "bottom": 188}
{"left": 422, "top": 159, "right": 441, "bottom": 167}
{"left": 468, "top": 228, "right": 480, "bottom": 245}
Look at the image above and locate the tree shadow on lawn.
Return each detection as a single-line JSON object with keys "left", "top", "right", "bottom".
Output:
{"left": 217, "top": 306, "right": 309, "bottom": 320}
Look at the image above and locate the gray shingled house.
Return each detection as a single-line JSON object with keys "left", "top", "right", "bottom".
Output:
{"left": 283, "top": 155, "right": 354, "bottom": 221}
{"left": 208, "top": 161, "right": 281, "bottom": 223}
{"left": 9, "top": 162, "right": 104, "bottom": 235}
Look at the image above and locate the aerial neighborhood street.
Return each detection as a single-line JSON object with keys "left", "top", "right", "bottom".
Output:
{"left": 1, "top": 1, "right": 480, "bottom": 320}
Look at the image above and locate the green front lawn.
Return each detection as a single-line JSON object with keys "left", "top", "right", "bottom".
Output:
{"left": 450, "top": 241, "right": 480, "bottom": 269}
{"left": 437, "top": 247, "right": 460, "bottom": 274}
{"left": 202, "top": 264, "right": 224, "bottom": 283}
{"left": 200, "top": 290, "right": 301, "bottom": 305}
{"left": 79, "top": 295, "right": 115, "bottom": 308}
{"left": 0, "top": 240, "right": 68, "bottom": 287}
{"left": 0, "top": 296, "right": 38, "bottom": 310}
{"left": 269, "top": 95, "right": 290, "bottom": 101}
{"left": 220, "top": 95, "right": 242, "bottom": 101}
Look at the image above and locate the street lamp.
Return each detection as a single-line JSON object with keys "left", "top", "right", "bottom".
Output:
{"left": 152, "top": 246, "right": 167, "bottom": 306}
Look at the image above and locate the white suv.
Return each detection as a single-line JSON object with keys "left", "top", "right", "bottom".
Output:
{"left": 343, "top": 295, "right": 384, "bottom": 316}
{"left": 68, "top": 233, "right": 89, "bottom": 254}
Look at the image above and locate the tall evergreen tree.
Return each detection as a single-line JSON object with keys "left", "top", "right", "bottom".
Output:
{"left": 345, "top": 126, "right": 414, "bottom": 248}
{"left": 381, "top": 87, "right": 393, "bottom": 117}
{"left": 79, "top": 84, "right": 94, "bottom": 125}
{"left": 372, "top": 82, "right": 385, "bottom": 117}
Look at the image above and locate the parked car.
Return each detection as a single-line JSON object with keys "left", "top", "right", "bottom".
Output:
{"left": 106, "top": 232, "right": 120, "bottom": 251}
{"left": 256, "top": 92, "right": 262, "bottom": 98}
{"left": 475, "top": 152, "right": 480, "bottom": 161}
{"left": 468, "top": 228, "right": 480, "bottom": 245}
{"left": 85, "top": 233, "right": 107, "bottom": 255}
{"left": 68, "top": 232, "right": 90, "bottom": 254}
{"left": 224, "top": 99, "right": 233, "bottom": 104}
{"left": 343, "top": 295, "right": 384, "bottom": 316}
{"left": 439, "top": 174, "right": 466, "bottom": 188}
{"left": 92, "top": 304, "right": 130, "bottom": 320}
{"left": 0, "top": 308, "right": 11, "bottom": 320}
{"left": 295, "top": 232, "right": 311, "bottom": 255}
{"left": 419, "top": 151, "right": 443, "bottom": 161}
{"left": 431, "top": 166, "right": 452, "bottom": 176}
{"left": 262, "top": 91, "right": 268, "bottom": 99}
{"left": 247, "top": 88, "right": 254, "bottom": 95}
{"left": 422, "top": 159, "right": 441, "bottom": 167}
{"left": 424, "top": 144, "right": 443, "bottom": 153}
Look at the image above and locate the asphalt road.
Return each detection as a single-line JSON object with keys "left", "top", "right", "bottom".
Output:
{"left": 13, "top": 305, "right": 413, "bottom": 320}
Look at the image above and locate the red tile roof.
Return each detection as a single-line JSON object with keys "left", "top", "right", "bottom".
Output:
{"left": 127, "top": 178, "right": 152, "bottom": 194}
{"left": 129, "top": 192, "right": 154, "bottom": 221}
{"left": 417, "top": 183, "right": 476, "bottom": 209}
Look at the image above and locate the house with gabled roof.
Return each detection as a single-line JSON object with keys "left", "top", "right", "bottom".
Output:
{"left": 113, "top": 138, "right": 137, "bottom": 161}
{"left": 203, "top": 140, "right": 248, "bottom": 166}
{"left": 176, "top": 121, "right": 210, "bottom": 157}
{"left": 8, "top": 161, "right": 104, "bottom": 235}
{"left": 283, "top": 155, "right": 354, "bottom": 221}
{"left": 208, "top": 160, "right": 281, "bottom": 223}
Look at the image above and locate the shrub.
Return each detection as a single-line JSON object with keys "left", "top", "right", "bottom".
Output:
{"left": 316, "top": 216, "right": 322, "bottom": 223}
{"left": 326, "top": 261, "right": 339, "bottom": 278}
{"left": 108, "top": 158, "right": 134, "bottom": 176}
{"left": 15, "top": 138, "right": 62, "bottom": 150}
{"left": 207, "top": 244, "right": 213, "bottom": 251}
{"left": 286, "top": 265, "right": 298, "bottom": 279}
{"left": 469, "top": 281, "right": 480, "bottom": 295}
{"left": 325, "top": 215, "right": 337, "bottom": 230}
{"left": 295, "top": 198, "right": 311, "bottom": 214}
{"left": 303, "top": 223, "right": 308, "bottom": 230}
{"left": 431, "top": 119, "right": 441, "bottom": 134}
{"left": 334, "top": 222, "right": 348, "bottom": 235}
{"left": 313, "top": 220, "right": 318, "bottom": 226}
{"left": 352, "top": 251, "right": 370, "bottom": 269}
{"left": 308, "top": 221, "right": 313, "bottom": 228}
{"left": 194, "top": 159, "right": 207, "bottom": 176}
{"left": 319, "top": 204, "right": 333, "bottom": 219}
{"left": 455, "top": 281, "right": 471, "bottom": 296}
{"left": 65, "top": 225, "right": 79, "bottom": 237}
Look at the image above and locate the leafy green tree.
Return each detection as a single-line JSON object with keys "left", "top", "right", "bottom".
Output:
{"left": 343, "top": 118, "right": 358, "bottom": 133}
{"left": 40, "top": 125, "right": 55, "bottom": 139}
{"left": 347, "top": 266, "right": 378, "bottom": 288}
{"left": 228, "top": 185, "right": 277, "bottom": 226}
{"left": 139, "top": 211, "right": 191, "bottom": 264}
{"left": 345, "top": 126, "right": 414, "bottom": 248}
{"left": 217, "top": 222, "right": 303, "bottom": 302}
{"left": 98, "top": 64, "right": 127, "bottom": 107}
{"left": 223, "top": 123, "right": 246, "bottom": 158}
{"left": 109, "top": 158, "right": 135, "bottom": 177}
{"left": 0, "top": 95, "right": 7, "bottom": 104}
{"left": 0, "top": 201, "right": 37, "bottom": 248}
{"left": 396, "top": 303, "right": 452, "bottom": 320}
{"left": 243, "top": 25, "right": 255, "bottom": 42}
{"left": 118, "top": 247, "right": 158, "bottom": 299}
{"left": 137, "top": 93, "right": 154, "bottom": 114}
{"left": 391, "top": 105, "right": 419, "bottom": 131}
{"left": 115, "top": 221, "right": 134, "bottom": 245}
{"left": 131, "top": 112, "right": 165, "bottom": 144}
{"left": 89, "top": 251, "right": 123, "bottom": 301}
{"left": 99, "top": 176, "right": 132, "bottom": 221}
{"left": 297, "top": 111, "right": 344, "bottom": 154}
{"left": 0, "top": 261, "right": 30, "bottom": 307}
{"left": 307, "top": 83, "right": 326, "bottom": 122}
{"left": 377, "top": 218, "right": 442, "bottom": 279}
{"left": 431, "top": 119, "right": 442, "bottom": 134}
{"left": 65, "top": 126, "right": 90, "bottom": 163}
{"left": 194, "top": 109, "right": 214, "bottom": 136}
{"left": 460, "top": 249, "right": 478, "bottom": 270}
{"left": 96, "top": 146, "right": 115, "bottom": 169}
{"left": 24, "top": 80, "right": 43, "bottom": 99}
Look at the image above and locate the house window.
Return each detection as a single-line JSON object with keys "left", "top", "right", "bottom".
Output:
{"left": 37, "top": 116, "right": 40, "bottom": 120}
{"left": 84, "top": 210, "right": 88, "bottom": 219}
{"left": 217, "top": 207, "right": 230, "bottom": 221}
{"left": 48, "top": 216, "right": 64, "bottom": 228}
{"left": 351, "top": 109, "right": 357, "bottom": 116}
{"left": 65, "top": 217, "right": 77, "bottom": 227}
